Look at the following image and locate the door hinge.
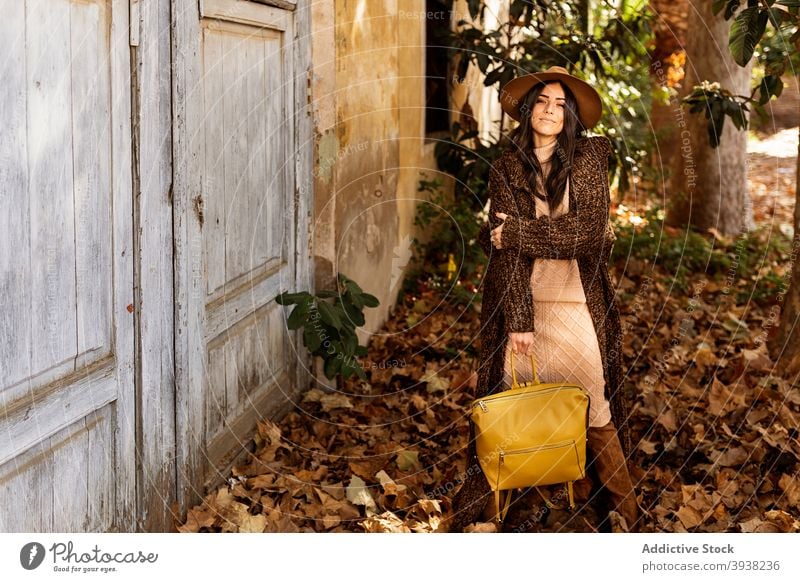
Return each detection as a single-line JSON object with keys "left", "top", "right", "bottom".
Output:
{"left": 130, "top": 0, "right": 140, "bottom": 47}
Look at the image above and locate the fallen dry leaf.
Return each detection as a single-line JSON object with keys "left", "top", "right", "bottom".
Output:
{"left": 777, "top": 473, "right": 800, "bottom": 508}
{"left": 346, "top": 476, "right": 377, "bottom": 514}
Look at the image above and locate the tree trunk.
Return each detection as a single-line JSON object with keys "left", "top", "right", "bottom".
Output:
{"left": 767, "top": 128, "right": 800, "bottom": 377}
{"left": 664, "top": 0, "right": 754, "bottom": 236}
{"left": 648, "top": 0, "right": 688, "bottom": 179}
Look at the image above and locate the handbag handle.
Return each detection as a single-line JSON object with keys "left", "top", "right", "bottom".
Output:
{"left": 509, "top": 349, "right": 540, "bottom": 387}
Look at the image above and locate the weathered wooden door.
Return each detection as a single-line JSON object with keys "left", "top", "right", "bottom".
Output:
{"left": 0, "top": 0, "right": 135, "bottom": 531}
{"left": 172, "top": 0, "right": 312, "bottom": 506}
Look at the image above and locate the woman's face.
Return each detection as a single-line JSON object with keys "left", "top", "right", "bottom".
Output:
{"left": 530, "top": 82, "right": 565, "bottom": 139}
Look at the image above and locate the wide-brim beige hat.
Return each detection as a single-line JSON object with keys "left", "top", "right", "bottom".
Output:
{"left": 499, "top": 65, "right": 602, "bottom": 129}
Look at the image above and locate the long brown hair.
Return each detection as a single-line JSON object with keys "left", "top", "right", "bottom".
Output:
{"left": 507, "top": 80, "right": 587, "bottom": 214}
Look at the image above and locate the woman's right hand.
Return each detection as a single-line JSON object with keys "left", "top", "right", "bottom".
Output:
{"left": 508, "top": 331, "right": 534, "bottom": 356}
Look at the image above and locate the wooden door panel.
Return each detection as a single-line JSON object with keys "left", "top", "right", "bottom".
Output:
{"left": 0, "top": 0, "right": 133, "bottom": 532}
{"left": 202, "top": 21, "right": 287, "bottom": 297}
{"left": 205, "top": 303, "right": 289, "bottom": 440}
{"left": 0, "top": 404, "right": 115, "bottom": 531}
{"left": 26, "top": 0, "right": 78, "bottom": 379}
{"left": 197, "top": 3, "right": 294, "bottom": 482}
{"left": 174, "top": 0, "right": 311, "bottom": 510}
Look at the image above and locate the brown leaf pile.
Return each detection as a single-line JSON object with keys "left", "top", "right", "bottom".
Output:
{"left": 178, "top": 144, "right": 800, "bottom": 532}
{"left": 620, "top": 266, "right": 800, "bottom": 533}
{"left": 177, "top": 294, "right": 482, "bottom": 533}
{"left": 176, "top": 260, "right": 799, "bottom": 533}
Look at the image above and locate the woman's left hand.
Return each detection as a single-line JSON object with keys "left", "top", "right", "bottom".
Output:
{"left": 491, "top": 212, "right": 508, "bottom": 249}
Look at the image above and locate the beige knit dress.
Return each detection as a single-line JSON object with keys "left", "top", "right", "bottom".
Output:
{"left": 502, "top": 140, "right": 612, "bottom": 428}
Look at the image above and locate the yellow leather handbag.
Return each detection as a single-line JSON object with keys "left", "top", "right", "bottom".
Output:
{"left": 470, "top": 351, "right": 590, "bottom": 524}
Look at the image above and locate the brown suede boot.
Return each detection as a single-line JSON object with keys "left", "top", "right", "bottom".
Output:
{"left": 572, "top": 474, "right": 594, "bottom": 504}
{"left": 444, "top": 423, "right": 495, "bottom": 532}
{"left": 586, "top": 420, "right": 640, "bottom": 531}
{"left": 444, "top": 474, "right": 494, "bottom": 532}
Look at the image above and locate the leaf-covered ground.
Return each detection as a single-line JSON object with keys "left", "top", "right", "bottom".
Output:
{"left": 178, "top": 131, "right": 800, "bottom": 534}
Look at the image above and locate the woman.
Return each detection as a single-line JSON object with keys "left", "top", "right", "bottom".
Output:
{"left": 445, "top": 66, "right": 639, "bottom": 532}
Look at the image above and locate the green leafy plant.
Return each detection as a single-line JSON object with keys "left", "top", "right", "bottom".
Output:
{"left": 687, "top": 0, "right": 800, "bottom": 147}
{"left": 399, "top": 173, "right": 485, "bottom": 308}
{"left": 276, "top": 273, "right": 379, "bottom": 385}
{"left": 405, "top": 1, "right": 657, "bottom": 303}
{"left": 682, "top": 81, "right": 750, "bottom": 148}
{"left": 612, "top": 207, "right": 726, "bottom": 291}
{"left": 440, "top": 0, "right": 655, "bottom": 198}
{"left": 612, "top": 206, "right": 791, "bottom": 298}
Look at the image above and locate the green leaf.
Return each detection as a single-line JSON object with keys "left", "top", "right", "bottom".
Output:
{"left": 588, "top": 50, "right": 603, "bottom": 73}
{"left": 275, "top": 291, "right": 309, "bottom": 305}
{"left": 476, "top": 51, "right": 490, "bottom": 72}
{"left": 499, "top": 67, "right": 516, "bottom": 90}
{"left": 342, "top": 274, "right": 364, "bottom": 295}
{"left": 723, "top": 0, "right": 741, "bottom": 19}
{"left": 484, "top": 68, "right": 503, "bottom": 87}
{"left": 729, "top": 6, "right": 769, "bottom": 66}
{"left": 343, "top": 332, "right": 358, "bottom": 354}
{"left": 339, "top": 357, "right": 366, "bottom": 381}
{"left": 287, "top": 301, "right": 309, "bottom": 330}
{"left": 323, "top": 351, "right": 343, "bottom": 379}
{"left": 317, "top": 300, "right": 343, "bottom": 330}
{"left": 304, "top": 325, "right": 322, "bottom": 353}
{"left": 766, "top": 6, "right": 789, "bottom": 27}
{"left": 509, "top": 0, "right": 526, "bottom": 23}
{"left": 456, "top": 55, "right": 469, "bottom": 84}
{"left": 466, "top": 0, "right": 482, "bottom": 21}
{"left": 343, "top": 301, "right": 365, "bottom": 327}
{"left": 339, "top": 361, "right": 354, "bottom": 380}
{"left": 729, "top": 103, "right": 748, "bottom": 130}
{"left": 361, "top": 293, "right": 380, "bottom": 308}
{"left": 347, "top": 292, "right": 364, "bottom": 310}
{"left": 758, "top": 76, "right": 776, "bottom": 104}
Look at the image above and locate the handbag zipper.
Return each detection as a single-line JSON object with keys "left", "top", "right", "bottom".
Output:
{"left": 475, "top": 386, "right": 582, "bottom": 412}
{"left": 498, "top": 439, "right": 575, "bottom": 465}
